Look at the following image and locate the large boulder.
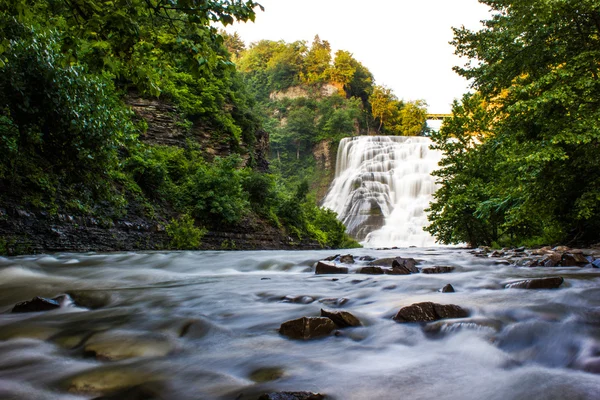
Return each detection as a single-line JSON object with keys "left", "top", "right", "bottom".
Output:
{"left": 393, "top": 302, "right": 469, "bottom": 323}
{"left": 279, "top": 317, "right": 336, "bottom": 340}
{"left": 505, "top": 277, "right": 564, "bottom": 289}
{"left": 315, "top": 261, "right": 348, "bottom": 275}
{"left": 392, "top": 258, "right": 419, "bottom": 273}
{"left": 440, "top": 284, "right": 455, "bottom": 293}
{"left": 320, "top": 309, "right": 361, "bottom": 328}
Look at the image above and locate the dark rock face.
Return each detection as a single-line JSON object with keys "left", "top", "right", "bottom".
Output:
{"left": 358, "top": 266, "right": 385, "bottom": 275}
{"left": 421, "top": 266, "right": 455, "bottom": 274}
{"left": 315, "top": 261, "right": 348, "bottom": 275}
{"left": 279, "top": 317, "right": 336, "bottom": 340}
{"left": 393, "top": 302, "right": 469, "bottom": 323}
{"left": 12, "top": 296, "right": 62, "bottom": 313}
{"left": 441, "top": 284, "right": 455, "bottom": 293}
{"left": 386, "top": 265, "right": 411, "bottom": 275}
{"left": 320, "top": 309, "right": 361, "bottom": 328}
{"left": 339, "top": 254, "right": 355, "bottom": 264}
{"left": 258, "top": 392, "right": 325, "bottom": 400}
{"left": 505, "top": 277, "right": 564, "bottom": 289}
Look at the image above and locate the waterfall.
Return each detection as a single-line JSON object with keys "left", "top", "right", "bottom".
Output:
{"left": 322, "top": 136, "right": 442, "bottom": 248}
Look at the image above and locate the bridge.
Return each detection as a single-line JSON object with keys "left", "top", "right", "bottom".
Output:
{"left": 426, "top": 114, "right": 452, "bottom": 120}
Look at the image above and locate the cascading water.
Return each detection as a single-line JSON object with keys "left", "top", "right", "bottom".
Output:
{"left": 323, "top": 136, "right": 442, "bottom": 248}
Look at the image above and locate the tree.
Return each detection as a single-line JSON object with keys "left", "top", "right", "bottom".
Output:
{"left": 399, "top": 100, "right": 428, "bottom": 136}
{"left": 428, "top": 0, "right": 600, "bottom": 246}
{"left": 369, "top": 85, "right": 402, "bottom": 134}
{"left": 302, "top": 35, "right": 332, "bottom": 84}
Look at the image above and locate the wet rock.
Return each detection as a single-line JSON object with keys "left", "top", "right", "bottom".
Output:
{"left": 504, "top": 276, "right": 564, "bottom": 289}
{"left": 258, "top": 391, "right": 325, "bottom": 400}
{"left": 91, "top": 382, "right": 167, "bottom": 400}
{"left": 339, "top": 254, "right": 354, "bottom": 264}
{"left": 359, "top": 255, "right": 376, "bottom": 261}
{"left": 424, "top": 317, "right": 502, "bottom": 335}
{"left": 66, "top": 367, "right": 157, "bottom": 394}
{"left": 249, "top": 367, "right": 285, "bottom": 383}
{"left": 279, "top": 317, "right": 336, "bottom": 340}
{"left": 67, "top": 291, "right": 112, "bottom": 309}
{"left": 562, "top": 253, "right": 589, "bottom": 266}
{"left": 323, "top": 254, "right": 339, "bottom": 262}
{"left": 318, "top": 297, "right": 349, "bottom": 307}
{"left": 12, "top": 296, "right": 63, "bottom": 313}
{"left": 83, "top": 331, "right": 174, "bottom": 361}
{"left": 490, "top": 250, "right": 504, "bottom": 257}
{"left": 392, "top": 257, "right": 419, "bottom": 273}
{"left": 393, "top": 302, "right": 468, "bottom": 323}
{"left": 421, "top": 266, "right": 455, "bottom": 274}
{"left": 358, "top": 266, "right": 385, "bottom": 274}
{"left": 593, "top": 259, "right": 600, "bottom": 268}
{"left": 315, "top": 261, "right": 348, "bottom": 275}
{"left": 440, "top": 284, "right": 455, "bottom": 293}
{"left": 281, "top": 295, "right": 315, "bottom": 304}
{"left": 386, "top": 265, "right": 410, "bottom": 275}
{"left": 320, "top": 309, "right": 362, "bottom": 328}
{"left": 553, "top": 245, "right": 570, "bottom": 252}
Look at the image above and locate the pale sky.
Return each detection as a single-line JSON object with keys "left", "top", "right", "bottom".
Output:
{"left": 226, "top": 0, "right": 490, "bottom": 114}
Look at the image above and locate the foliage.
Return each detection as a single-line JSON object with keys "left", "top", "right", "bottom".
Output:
{"left": 166, "top": 214, "right": 207, "bottom": 250}
{"left": 428, "top": 0, "right": 600, "bottom": 246}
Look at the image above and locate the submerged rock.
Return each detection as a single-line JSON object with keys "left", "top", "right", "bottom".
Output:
{"left": 91, "top": 382, "right": 167, "bottom": 400}
{"left": 258, "top": 392, "right": 325, "bottom": 400}
{"left": 393, "top": 302, "right": 469, "bottom": 323}
{"left": 249, "top": 367, "right": 285, "bottom": 383}
{"left": 315, "top": 261, "right": 348, "bottom": 275}
{"left": 504, "top": 277, "right": 564, "bottom": 289}
{"left": 339, "top": 254, "right": 355, "bottom": 264}
{"left": 279, "top": 317, "right": 336, "bottom": 340}
{"left": 320, "top": 309, "right": 361, "bottom": 328}
{"left": 66, "top": 367, "right": 158, "bottom": 394}
{"left": 12, "top": 295, "right": 71, "bottom": 313}
{"left": 67, "top": 291, "right": 112, "bottom": 309}
{"left": 440, "top": 284, "right": 455, "bottom": 293}
{"left": 83, "top": 330, "right": 174, "bottom": 361}
{"left": 421, "top": 266, "right": 455, "bottom": 274}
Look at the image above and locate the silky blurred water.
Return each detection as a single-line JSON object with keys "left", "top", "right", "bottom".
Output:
{"left": 0, "top": 248, "right": 599, "bottom": 399}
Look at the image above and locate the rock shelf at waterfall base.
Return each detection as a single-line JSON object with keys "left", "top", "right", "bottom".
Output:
{"left": 322, "top": 136, "right": 443, "bottom": 249}
{"left": 1, "top": 247, "right": 599, "bottom": 399}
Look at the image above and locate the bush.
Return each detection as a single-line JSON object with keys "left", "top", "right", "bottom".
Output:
{"left": 166, "top": 214, "right": 207, "bottom": 250}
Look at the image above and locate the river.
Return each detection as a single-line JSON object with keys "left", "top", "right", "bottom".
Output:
{"left": 0, "top": 248, "right": 599, "bottom": 399}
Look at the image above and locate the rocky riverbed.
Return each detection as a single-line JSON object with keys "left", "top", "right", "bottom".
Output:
{"left": 0, "top": 247, "right": 599, "bottom": 399}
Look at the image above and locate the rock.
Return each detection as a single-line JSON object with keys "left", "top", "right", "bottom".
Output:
{"left": 323, "top": 254, "right": 339, "bottom": 262}
{"left": 421, "top": 266, "right": 455, "bottom": 274}
{"left": 359, "top": 255, "right": 376, "bottom": 261}
{"left": 318, "top": 298, "right": 349, "bottom": 307}
{"left": 553, "top": 245, "right": 570, "bottom": 252}
{"left": 279, "top": 317, "right": 336, "bottom": 340}
{"left": 386, "top": 265, "right": 411, "bottom": 275}
{"left": 315, "top": 261, "right": 348, "bottom": 275}
{"left": 393, "top": 302, "right": 468, "bottom": 323}
{"left": 358, "top": 266, "right": 385, "bottom": 274}
{"left": 83, "top": 331, "right": 174, "bottom": 361}
{"left": 440, "top": 284, "right": 455, "bottom": 293}
{"left": 391, "top": 258, "right": 419, "bottom": 274}
{"left": 12, "top": 296, "right": 62, "bottom": 313}
{"left": 504, "top": 277, "right": 564, "bottom": 289}
{"left": 67, "top": 291, "right": 112, "bottom": 309}
{"left": 249, "top": 367, "right": 285, "bottom": 383}
{"left": 593, "top": 259, "right": 600, "bottom": 268}
{"left": 91, "top": 382, "right": 167, "bottom": 400}
{"left": 424, "top": 317, "right": 502, "bottom": 335}
{"left": 281, "top": 295, "right": 315, "bottom": 304}
{"left": 542, "top": 252, "right": 561, "bottom": 267}
{"left": 562, "top": 253, "right": 588, "bottom": 266}
{"left": 66, "top": 367, "right": 156, "bottom": 394}
{"left": 490, "top": 250, "right": 504, "bottom": 257}
{"left": 320, "top": 309, "right": 361, "bottom": 328}
{"left": 258, "top": 391, "right": 325, "bottom": 400}
{"left": 338, "top": 254, "right": 354, "bottom": 264}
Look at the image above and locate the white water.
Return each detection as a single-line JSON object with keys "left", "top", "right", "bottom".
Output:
{"left": 0, "top": 249, "right": 599, "bottom": 399}
{"left": 323, "top": 136, "right": 442, "bottom": 248}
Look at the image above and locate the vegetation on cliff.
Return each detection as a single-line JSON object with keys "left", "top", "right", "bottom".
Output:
{"left": 0, "top": 0, "right": 358, "bottom": 251}
{"left": 427, "top": 0, "right": 600, "bottom": 247}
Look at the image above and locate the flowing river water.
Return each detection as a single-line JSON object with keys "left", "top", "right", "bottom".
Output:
{"left": 1, "top": 248, "right": 599, "bottom": 399}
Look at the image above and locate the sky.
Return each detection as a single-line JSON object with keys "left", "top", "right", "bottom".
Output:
{"left": 226, "top": 0, "right": 491, "bottom": 114}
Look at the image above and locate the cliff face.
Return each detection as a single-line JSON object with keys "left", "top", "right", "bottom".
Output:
{"left": 312, "top": 139, "right": 336, "bottom": 203}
